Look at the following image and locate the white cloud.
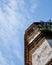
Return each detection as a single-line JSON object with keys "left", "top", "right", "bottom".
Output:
{"left": 29, "top": 0, "right": 39, "bottom": 13}
{"left": 0, "top": 51, "right": 8, "bottom": 65}
{"left": 0, "top": 0, "right": 38, "bottom": 65}
{"left": 30, "top": 3, "right": 38, "bottom": 13}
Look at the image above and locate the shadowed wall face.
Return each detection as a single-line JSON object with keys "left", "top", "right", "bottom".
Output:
{"left": 32, "top": 39, "right": 52, "bottom": 65}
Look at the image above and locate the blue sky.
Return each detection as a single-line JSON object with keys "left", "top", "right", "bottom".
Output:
{"left": 0, "top": 0, "right": 52, "bottom": 65}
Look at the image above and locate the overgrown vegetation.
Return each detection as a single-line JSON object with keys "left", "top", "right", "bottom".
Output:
{"left": 38, "top": 21, "right": 52, "bottom": 32}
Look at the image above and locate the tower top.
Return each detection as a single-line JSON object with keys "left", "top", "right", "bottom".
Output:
{"left": 25, "top": 21, "right": 52, "bottom": 44}
{"left": 24, "top": 21, "right": 52, "bottom": 65}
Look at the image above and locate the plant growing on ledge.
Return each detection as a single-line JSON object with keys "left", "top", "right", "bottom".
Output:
{"left": 38, "top": 21, "right": 52, "bottom": 32}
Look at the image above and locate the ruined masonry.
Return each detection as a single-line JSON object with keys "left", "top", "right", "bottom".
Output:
{"left": 24, "top": 22, "right": 52, "bottom": 65}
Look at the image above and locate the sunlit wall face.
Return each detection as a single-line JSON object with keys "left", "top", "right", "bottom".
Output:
{"left": 32, "top": 39, "right": 52, "bottom": 65}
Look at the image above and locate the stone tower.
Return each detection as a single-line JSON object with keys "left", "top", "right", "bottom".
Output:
{"left": 24, "top": 22, "right": 52, "bottom": 65}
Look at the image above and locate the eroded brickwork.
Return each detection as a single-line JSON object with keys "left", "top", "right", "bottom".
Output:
{"left": 24, "top": 22, "right": 52, "bottom": 65}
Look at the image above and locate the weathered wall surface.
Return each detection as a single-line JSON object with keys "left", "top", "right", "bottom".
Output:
{"left": 32, "top": 39, "right": 52, "bottom": 65}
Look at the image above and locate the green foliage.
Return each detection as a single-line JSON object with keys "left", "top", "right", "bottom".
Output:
{"left": 38, "top": 22, "right": 52, "bottom": 32}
